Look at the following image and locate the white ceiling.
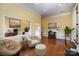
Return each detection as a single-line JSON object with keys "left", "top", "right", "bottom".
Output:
{"left": 21, "top": 3, "right": 75, "bottom": 17}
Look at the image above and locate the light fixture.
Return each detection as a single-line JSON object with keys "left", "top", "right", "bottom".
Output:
{"left": 35, "top": 3, "right": 38, "bottom": 6}
{"left": 58, "top": 4, "right": 62, "bottom": 6}
{"left": 43, "top": 9, "right": 47, "bottom": 12}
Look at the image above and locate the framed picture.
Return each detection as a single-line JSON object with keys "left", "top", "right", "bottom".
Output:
{"left": 48, "top": 23, "right": 57, "bottom": 29}
{"left": 9, "top": 18, "right": 21, "bottom": 28}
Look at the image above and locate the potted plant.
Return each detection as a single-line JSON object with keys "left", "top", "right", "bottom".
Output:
{"left": 24, "top": 27, "right": 30, "bottom": 35}
{"left": 64, "top": 26, "right": 74, "bottom": 41}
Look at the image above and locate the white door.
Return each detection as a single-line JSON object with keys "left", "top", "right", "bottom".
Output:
{"left": 35, "top": 24, "right": 41, "bottom": 38}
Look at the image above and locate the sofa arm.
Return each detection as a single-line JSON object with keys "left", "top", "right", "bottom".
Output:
{"left": 27, "top": 38, "right": 31, "bottom": 44}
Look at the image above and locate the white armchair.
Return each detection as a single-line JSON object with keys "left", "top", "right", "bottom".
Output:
{"left": 27, "top": 35, "right": 41, "bottom": 47}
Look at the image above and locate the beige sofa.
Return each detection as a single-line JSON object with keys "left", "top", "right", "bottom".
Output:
{"left": 0, "top": 39, "right": 21, "bottom": 56}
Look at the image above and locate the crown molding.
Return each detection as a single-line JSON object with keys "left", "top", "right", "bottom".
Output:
{"left": 45, "top": 12, "right": 71, "bottom": 19}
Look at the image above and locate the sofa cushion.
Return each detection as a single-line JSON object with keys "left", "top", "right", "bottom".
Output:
{"left": 0, "top": 39, "right": 10, "bottom": 48}
{"left": 31, "top": 40, "right": 40, "bottom": 44}
{"left": 8, "top": 40, "right": 18, "bottom": 50}
{"left": 0, "top": 40, "right": 5, "bottom": 48}
{"left": 0, "top": 39, "right": 19, "bottom": 50}
{"left": 0, "top": 39, "right": 21, "bottom": 55}
{"left": 3, "top": 39, "right": 10, "bottom": 48}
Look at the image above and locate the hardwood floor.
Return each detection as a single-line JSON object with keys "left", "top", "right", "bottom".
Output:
{"left": 20, "top": 37, "right": 74, "bottom": 56}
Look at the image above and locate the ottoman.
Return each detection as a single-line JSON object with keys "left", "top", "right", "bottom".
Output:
{"left": 35, "top": 44, "right": 47, "bottom": 56}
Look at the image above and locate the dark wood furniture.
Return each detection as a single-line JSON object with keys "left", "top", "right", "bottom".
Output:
{"left": 48, "top": 31, "right": 56, "bottom": 39}
{"left": 5, "top": 32, "right": 14, "bottom": 37}
{"left": 13, "top": 29, "right": 18, "bottom": 36}
{"left": 48, "top": 30, "right": 53, "bottom": 39}
{"left": 52, "top": 32, "right": 56, "bottom": 39}
{"left": 5, "top": 29, "right": 18, "bottom": 37}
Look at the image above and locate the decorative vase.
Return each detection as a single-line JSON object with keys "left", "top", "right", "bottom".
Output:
{"left": 66, "top": 36, "right": 70, "bottom": 40}
{"left": 25, "top": 32, "right": 28, "bottom": 35}
{"left": 66, "top": 36, "right": 70, "bottom": 44}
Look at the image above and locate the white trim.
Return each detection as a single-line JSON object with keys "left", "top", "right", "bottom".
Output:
{"left": 42, "top": 32, "right": 48, "bottom": 37}
{"left": 42, "top": 30, "right": 65, "bottom": 39}
{"left": 45, "top": 12, "right": 71, "bottom": 19}
{"left": 2, "top": 16, "right": 5, "bottom": 37}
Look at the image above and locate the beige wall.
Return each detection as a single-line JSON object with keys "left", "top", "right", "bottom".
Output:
{"left": 21, "top": 19, "right": 28, "bottom": 28}
{"left": 41, "top": 14, "right": 72, "bottom": 32}
{"left": 0, "top": 4, "right": 3, "bottom": 36}
{"left": 0, "top": 3, "right": 41, "bottom": 36}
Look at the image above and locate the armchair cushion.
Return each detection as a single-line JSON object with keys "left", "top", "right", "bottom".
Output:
{"left": 27, "top": 35, "right": 41, "bottom": 47}
{"left": 31, "top": 40, "right": 40, "bottom": 44}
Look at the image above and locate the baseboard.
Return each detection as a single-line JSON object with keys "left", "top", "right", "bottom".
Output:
{"left": 42, "top": 32, "right": 48, "bottom": 37}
